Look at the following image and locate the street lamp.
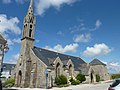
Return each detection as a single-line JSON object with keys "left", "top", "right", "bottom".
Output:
{"left": 0, "top": 34, "right": 9, "bottom": 90}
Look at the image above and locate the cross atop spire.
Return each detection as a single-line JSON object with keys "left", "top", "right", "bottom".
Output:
{"left": 27, "top": 0, "right": 34, "bottom": 16}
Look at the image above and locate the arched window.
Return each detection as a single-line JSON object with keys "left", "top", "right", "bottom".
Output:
{"left": 29, "top": 29, "right": 32, "bottom": 37}
{"left": 30, "top": 17, "right": 33, "bottom": 23}
{"left": 69, "top": 64, "right": 72, "bottom": 76}
{"left": 30, "top": 24, "right": 32, "bottom": 28}
{"left": 23, "top": 24, "right": 27, "bottom": 38}
{"left": 56, "top": 63, "right": 60, "bottom": 77}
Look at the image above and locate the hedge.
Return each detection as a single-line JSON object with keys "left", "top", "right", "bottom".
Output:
{"left": 111, "top": 74, "right": 120, "bottom": 79}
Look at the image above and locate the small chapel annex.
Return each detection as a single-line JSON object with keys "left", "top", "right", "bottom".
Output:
{"left": 14, "top": 0, "right": 110, "bottom": 88}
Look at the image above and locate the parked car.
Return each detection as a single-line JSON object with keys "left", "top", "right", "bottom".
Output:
{"left": 108, "top": 79, "right": 120, "bottom": 90}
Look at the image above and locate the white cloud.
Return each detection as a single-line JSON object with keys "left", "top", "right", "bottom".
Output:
{"left": 70, "top": 19, "right": 102, "bottom": 34}
{"left": 7, "top": 38, "right": 21, "bottom": 46}
{"left": 35, "top": 0, "right": 79, "bottom": 16}
{"left": 2, "top": 0, "right": 11, "bottom": 4}
{"left": 45, "top": 43, "right": 79, "bottom": 53}
{"left": 0, "top": 14, "right": 21, "bottom": 46}
{"left": 35, "top": 39, "right": 40, "bottom": 43}
{"left": 109, "top": 62, "right": 119, "bottom": 67}
{"left": 70, "top": 23, "right": 86, "bottom": 33}
{"left": 2, "top": 0, "right": 79, "bottom": 16}
{"left": 2, "top": 0, "right": 27, "bottom": 4}
{"left": 90, "top": 19, "right": 102, "bottom": 31}
{"left": 96, "top": 20, "right": 102, "bottom": 28}
{"left": 15, "top": 0, "right": 27, "bottom": 4}
{"left": 57, "top": 31, "right": 64, "bottom": 36}
{"left": 13, "top": 53, "right": 19, "bottom": 61}
{"left": 0, "top": 14, "right": 21, "bottom": 35}
{"left": 83, "top": 43, "right": 112, "bottom": 57}
{"left": 73, "top": 33, "right": 91, "bottom": 43}
{"left": 102, "top": 61, "right": 120, "bottom": 74}
{"left": 8, "top": 53, "right": 19, "bottom": 64}
{"left": 12, "top": 38, "right": 21, "bottom": 43}
{"left": 7, "top": 39, "right": 14, "bottom": 45}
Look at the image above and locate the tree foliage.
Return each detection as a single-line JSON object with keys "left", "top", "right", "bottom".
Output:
{"left": 2, "top": 78, "right": 15, "bottom": 88}
{"left": 69, "top": 77, "right": 80, "bottom": 85}
{"left": 55, "top": 74, "right": 67, "bottom": 85}
{"left": 76, "top": 74, "right": 86, "bottom": 83}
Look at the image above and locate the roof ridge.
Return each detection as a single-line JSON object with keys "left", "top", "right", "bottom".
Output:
{"left": 3, "top": 63, "right": 16, "bottom": 65}
{"left": 90, "top": 58, "right": 106, "bottom": 66}
{"left": 34, "top": 46, "right": 81, "bottom": 59}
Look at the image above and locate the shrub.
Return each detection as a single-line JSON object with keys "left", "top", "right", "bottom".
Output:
{"left": 76, "top": 74, "right": 86, "bottom": 83}
{"left": 55, "top": 75, "right": 67, "bottom": 85}
{"left": 96, "top": 74, "right": 100, "bottom": 82}
{"left": 69, "top": 77, "right": 80, "bottom": 85}
{"left": 71, "top": 79, "right": 80, "bottom": 85}
{"left": 111, "top": 74, "right": 120, "bottom": 79}
{"left": 55, "top": 76, "right": 61, "bottom": 85}
{"left": 2, "top": 78, "right": 15, "bottom": 88}
{"left": 69, "top": 77, "right": 74, "bottom": 82}
{"left": 57, "top": 84, "right": 69, "bottom": 88}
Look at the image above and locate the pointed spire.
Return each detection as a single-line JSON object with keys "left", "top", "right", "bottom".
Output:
{"left": 27, "top": 0, "right": 34, "bottom": 15}
{"left": 29, "top": 0, "right": 33, "bottom": 9}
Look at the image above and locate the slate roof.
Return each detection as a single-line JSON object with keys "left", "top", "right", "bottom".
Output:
{"left": 2, "top": 63, "right": 16, "bottom": 71}
{"left": 89, "top": 59, "right": 106, "bottom": 66}
{"left": 62, "top": 60, "right": 69, "bottom": 66}
{"left": 32, "top": 46, "right": 86, "bottom": 71}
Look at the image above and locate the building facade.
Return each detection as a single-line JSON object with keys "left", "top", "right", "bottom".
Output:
{"left": 14, "top": 0, "right": 110, "bottom": 88}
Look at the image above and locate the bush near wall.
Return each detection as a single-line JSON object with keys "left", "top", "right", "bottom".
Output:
{"left": 69, "top": 77, "right": 80, "bottom": 85}
{"left": 55, "top": 75, "right": 67, "bottom": 85}
{"left": 96, "top": 74, "right": 100, "bottom": 82}
{"left": 111, "top": 74, "right": 120, "bottom": 79}
{"left": 2, "top": 78, "right": 15, "bottom": 88}
{"left": 76, "top": 74, "right": 86, "bottom": 83}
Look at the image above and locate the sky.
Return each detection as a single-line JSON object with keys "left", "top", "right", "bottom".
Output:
{"left": 0, "top": 0, "right": 120, "bottom": 74}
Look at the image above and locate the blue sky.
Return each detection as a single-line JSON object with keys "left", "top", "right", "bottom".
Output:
{"left": 0, "top": 0, "right": 120, "bottom": 74}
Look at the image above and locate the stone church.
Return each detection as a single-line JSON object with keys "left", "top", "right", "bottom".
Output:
{"left": 14, "top": 0, "right": 110, "bottom": 88}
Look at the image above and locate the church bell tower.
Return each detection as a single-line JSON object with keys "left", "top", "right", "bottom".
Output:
{"left": 15, "top": 0, "right": 36, "bottom": 88}
{"left": 21, "top": 0, "right": 35, "bottom": 47}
